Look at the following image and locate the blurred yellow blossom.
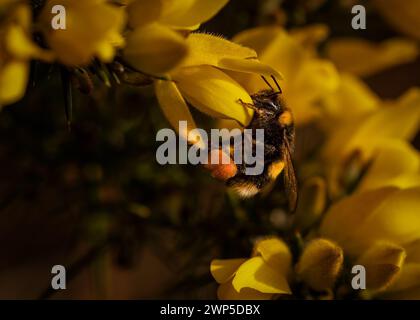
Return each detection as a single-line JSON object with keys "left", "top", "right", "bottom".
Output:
{"left": 232, "top": 24, "right": 339, "bottom": 125}
{"left": 39, "top": 0, "right": 126, "bottom": 66}
{"left": 320, "top": 73, "right": 380, "bottom": 131}
{"left": 320, "top": 186, "right": 420, "bottom": 292}
{"left": 296, "top": 238, "right": 343, "bottom": 292}
{"left": 373, "top": 0, "right": 420, "bottom": 40}
{"left": 127, "top": 0, "right": 229, "bottom": 30}
{"left": 322, "top": 88, "right": 420, "bottom": 197}
{"left": 384, "top": 240, "right": 420, "bottom": 299}
{"left": 356, "top": 140, "right": 420, "bottom": 193}
{"left": 356, "top": 241, "right": 406, "bottom": 292}
{"left": 0, "top": 1, "right": 52, "bottom": 106}
{"left": 293, "top": 176, "right": 327, "bottom": 232}
{"left": 326, "top": 38, "right": 418, "bottom": 77}
{"left": 123, "top": 0, "right": 229, "bottom": 75}
{"left": 210, "top": 238, "right": 292, "bottom": 300}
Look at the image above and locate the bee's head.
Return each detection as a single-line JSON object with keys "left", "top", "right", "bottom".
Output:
{"left": 252, "top": 90, "right": 283, "bottom": 116}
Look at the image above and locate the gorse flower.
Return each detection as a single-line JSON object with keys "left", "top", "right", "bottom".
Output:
{"left": 231, "top": 24, "right": 339, "bottom": 125}
{"left": 211, "top": 238, "right": 292, "bottom": 299}
{"left": 372, "top": 0, "right": 420, "bottom": 40}
{"left": 39, "top": 0, "right": 126, "bottom": 66}
{"left": 123, "top": 0, "right": 229, "bottom": 75}
{"left": 154, "top": 33, "right": 282, "bottom": 143}
{"left": 0, "top": 1, "right": 51, "bottom": 106}
{"left": 322, "top": 88, "right": 420, "bottom": 197}
{"left": 326, "top": 38, "right": 419, "bottom": 78}
{"left": 296, "top": 238, "right": 343, "bottom": 292}
{"left": 320, "top": 186, "right": 420, "bottom": 294}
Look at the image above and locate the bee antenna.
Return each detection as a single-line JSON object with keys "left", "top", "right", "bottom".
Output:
{"left": 261, "top": 75, "right": 274, "bottom": 91}
{"left": 271, "top": 75, "right": 282, "bottom": 94}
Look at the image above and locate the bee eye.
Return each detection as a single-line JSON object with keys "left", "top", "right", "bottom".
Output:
{"left": 268, "top": 101, "right": 279, "bottom": 111}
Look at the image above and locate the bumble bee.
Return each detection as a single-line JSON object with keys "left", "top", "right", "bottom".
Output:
{"left": 227, "top": 76, "right": 298, "bottom": 212}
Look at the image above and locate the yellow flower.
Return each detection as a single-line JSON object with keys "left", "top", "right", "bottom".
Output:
{"left": 355, "top": 140, "right": 420, "bottom": 193}
{"left": 320, "top": 187, "right": 420, "bottom": 292}
{"left": 320, "top": 73, "right": 380, "bottom": 132}
{"left": 123, "top": 0, "right": 229, "bottom": 75}
{"left": 322, "top": 88, "right": 420, "bottom": 197}
{"left": 210, "top": 238, "right": 292, "bottom": 300}
{"left": 372, "top": 0, "right": 420, "bottom": 40}
{"left": 296, "top": 239, "right": 344, "bottom": 292}
{"left": 293, "top": 177, "right": 327, "bottom": 232}
{"left": 326, "top": 38, "right": 418, "bottom": 78}
{"left": 154, "top": 33, "right": 282, "bottom": 144}
{"left": 231, "top": 24, "right": 340, "bottom": 125}
{"left": 39, "top": 0, "right": 126, "bottom": 66}
{"left": 0, "top": 1, "right": 51, "bottom": 106}
{"left": 127, "top": 0, "right": 229, "bottom": 30}
{"left": 383, "top": 240, "right": 420, "bottom": 299}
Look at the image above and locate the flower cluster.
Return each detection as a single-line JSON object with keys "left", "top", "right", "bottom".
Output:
{"left": 210, "top": 17, "right": 420, "bottom": 299}
{"left": 1, "top": 0, "right": 420, "bottom": 301}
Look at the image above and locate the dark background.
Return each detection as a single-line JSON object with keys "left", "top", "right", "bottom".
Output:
{"left": 0, "top": 0, "right": 419, "bottom": 299}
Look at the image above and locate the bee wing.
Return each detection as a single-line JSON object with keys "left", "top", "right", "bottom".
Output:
{"left": 282, "top": 135, "right": 298, "bottom": 212}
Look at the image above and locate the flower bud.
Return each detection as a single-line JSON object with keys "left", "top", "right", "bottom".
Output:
{"left": 356, "top": 241, "right": 406, "bottom": 292}
{"left": 293, "top": 177, "right": 327, "bottom": 232}
{"left": 296, "top": 238, "right": 344, "bottom": 291}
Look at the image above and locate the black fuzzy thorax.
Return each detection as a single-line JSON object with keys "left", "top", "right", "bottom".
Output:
{"left": 227, "top": 91, "right": 294, "bottom": 191}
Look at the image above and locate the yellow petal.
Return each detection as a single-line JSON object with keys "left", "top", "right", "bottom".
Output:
{"left": 217, "top": 282, "right": 273, "bottom": 300}
{"left": 154, "top": 80, "right": 204, "bottom": 147}
{"left": 325, "top": 88, "right": 420, "bottom": 163}
{"left": 232, "top": 27, "right": 311, "bottom": 99}
{"left": 40, "top": 0, "right": 126, "bottom": 66}
{"left": 124, "top": 24, "right": 188, "bottom": 75}
{"left": 320, "top": 187, "right": 399, "bottom": 256}
{"left": 386, "top": 263, "right": 420, "bottom": 293}
{"left": 159, "top": 0, "right": 229, "bottom": 29}
{"left": 233, "top": 26, "right": 284, "bottom": 56}
{"left": 232, "top": 256, "right": 291, "bottom": 294}
{"left": 350, "top": 187, "right": 420, "bottom": 253}
{"left": 4, "top": 5, "right": 53, "bottom": 62}
{"left": 179, "top": 33, "right": 257, "bottom": 69}
{"left": 373, "top": 0, "right": 420, "bottom": 40}
{"left": 210, "top": 259, "right": 246, "bottom": 284}
{"left": 296, "top": 238, "right": 344, "bottom": 291}
{"left": 253, "top": 238, "right": 291, "bottom": 274}
{"left": 327, "top": 38, "right": 418, "bottom": 77}
{"left": 0, "top": 60, "right": 29, "bottom": 106}
{"left": 321, "top": 73, "right": 379, "bottom": 129}
{"left": 218, "top": 57, "right": 283, "bottom": 79}
{"left": 288, "top": 58, "right": 339, "bottom": 123}
{"left": 290, "top": 24, "right": 329, "bottom": 53}
{"left": 357, "top": 141, "right": 420, "bottom": 193}
{"left": 127, "top": 0, "right": 163, "bottom": 28}
{"left": 11, "top": 2, "right": 31, "bottom": 27}
{"left": 293, "top": 177, "right": 327, "bottom": 232}
{"left": 173, "top": 65, "right": 254, "bottom": 125}
{"left": 356, "top": 241, "right": 406, "bottom": 292}
{"left": 292, "top": 59, "right": 339, "bottom": 103}
{"left": 406, "top": 239, "right": 420, "bottom": 263}
{"left": 234, "top": 26, "right": 305, "bottom": 82}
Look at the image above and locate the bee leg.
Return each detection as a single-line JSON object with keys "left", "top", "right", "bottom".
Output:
{"left": 237, "top": 99, "right": 258, "bottom": 111}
